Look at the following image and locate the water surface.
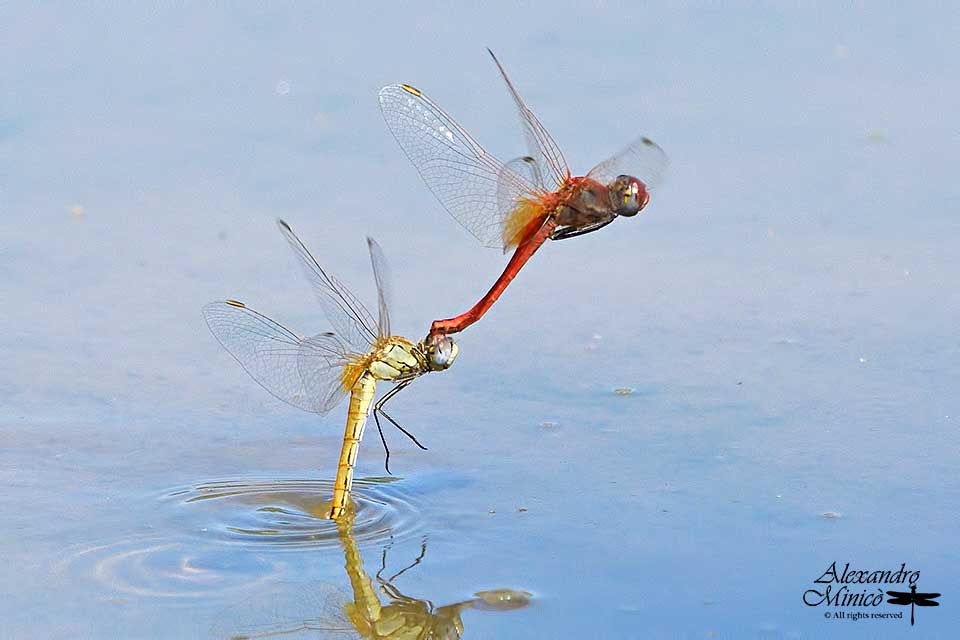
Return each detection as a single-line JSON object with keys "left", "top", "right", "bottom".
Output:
{"left": 1, "top": 4, "right": 958, "bottom": 638}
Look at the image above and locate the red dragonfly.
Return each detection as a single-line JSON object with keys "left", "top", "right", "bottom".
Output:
{"left": 379, "top": 50, "right": 667, "bottom": 337}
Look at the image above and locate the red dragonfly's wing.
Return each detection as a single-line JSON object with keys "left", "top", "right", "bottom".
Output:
{"left": 496, "top": 156, "right": 543, "bottom": 222}
{"left": 586, "top": 135, "right": 669, "bottom": 190}
{"left": 379, "top": 83, "right": 538, "bottom": 250}
{"left": 277, "top": 219, "right": 383, "bottom": 353}
{"left": 487, "top": 49, "right": 570, "bottom": 191}
{"left": 202, "top": 300, "right": 353, "bottom": 414}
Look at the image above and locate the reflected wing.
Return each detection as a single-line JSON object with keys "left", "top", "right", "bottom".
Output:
{"left": 487, "top": 49, "right": 569, "bottom": 190}
{"left": 209, "top": 582, "right": 356, "bottom": 640}
{"left": 586, "top": 135, "right": 669, "bottom": 190}
{"left": 203, "top": 300, "right": 352, "bottom": 415}
{"left": 277, "top": 219, "right": 381, "bottom": 352}
{"left": 379, "top": 83, "right": 537, "bottom": 250}
{"left": 366, "top": 237, "right": 391, "bottom": 339}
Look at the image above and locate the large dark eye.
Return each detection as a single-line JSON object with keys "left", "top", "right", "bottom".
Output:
{"left": 611, "top": 175, "right": 648, "bottom": 217}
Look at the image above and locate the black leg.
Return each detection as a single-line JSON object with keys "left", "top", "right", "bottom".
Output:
{"left": 388, "top": 541, "right": 428, "bottom": 582}
{"left": 551, "top": 217, "right": 615, "bottom": 241}
{"left": 372, "top": 381, "right": 412, "bottom": 474}
{"left": 373, "top": 409, "right": 393, "bottom": 475}
{"left": 374, "top": 380, "right": 428, "bottom": 451}
{"left": 379, "top": 408, "right": 428, "bottom": 450}
{"left": 376, "top": 546, "right": 389, "bottom": 581}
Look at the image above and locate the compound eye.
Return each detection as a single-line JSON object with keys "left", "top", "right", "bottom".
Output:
{"left": 429, "top": 335, "right": 458, "bottom": 368}
{"left": 613, "top": 176, "right": 647, "bottom": 217}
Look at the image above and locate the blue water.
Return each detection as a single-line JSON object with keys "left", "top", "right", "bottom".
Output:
{"left": 1, "top": 4, "right": 957, "bottom": 638}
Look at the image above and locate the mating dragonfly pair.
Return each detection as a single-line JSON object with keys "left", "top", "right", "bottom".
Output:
{"left": 204, "top": 51, "right": 668, "bottom": 519}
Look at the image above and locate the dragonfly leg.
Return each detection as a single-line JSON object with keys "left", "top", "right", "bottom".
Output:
{"left": 373, "top": 379, "right": 417, "bottom": 474}
{"left": 372, "top": 409, "right": 393, "bottom": 475}
{"left": 375, "top": 541, "right": 427, "bottom": 584}
{"left": 388, "top": 541, "right": 428, "bottom": 582}
{"left": 551, "top": 216, "right": 616, "bottom": 241}
{"left": 375, "top": 381, "right": 428, "bottom": 451}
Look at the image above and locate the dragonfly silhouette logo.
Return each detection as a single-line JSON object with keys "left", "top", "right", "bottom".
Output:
{"left": 886, "top": 584, "right": 941, "bottom": 627}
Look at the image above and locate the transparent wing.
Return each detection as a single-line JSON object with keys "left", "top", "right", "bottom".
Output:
{"left": 366, "top": 237, "right": 391, "bottom": 340}
{"left": 497, "top": 156, "right": 545, "bottom": 234}
{"left": 208, "top": 582, "right": 355, "bottom": 639}
{"left": 203, "top": 300, "right": 352, "bottom": 415}
{"left": 499, "top": 156, "right": 544, "bottom": 209}
{"left": 487, "top": 49, "right": 570, "bottom": 191}
{"left": 277, "top": 219, "right": 382, "bottom": 352}
{"left": 586, "top": 135, "right": 669, "bottom": 190}
{"left": 379, "top": 83, "right": 538, "bottom": 250}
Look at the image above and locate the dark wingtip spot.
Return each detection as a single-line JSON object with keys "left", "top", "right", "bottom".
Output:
{"left": 642, "top": 137, "right": 654, "bottom": 145}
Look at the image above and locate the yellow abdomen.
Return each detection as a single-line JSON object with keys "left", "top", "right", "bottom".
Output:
{"left": 329, "top": 372, "right": 377, "bottom": 520}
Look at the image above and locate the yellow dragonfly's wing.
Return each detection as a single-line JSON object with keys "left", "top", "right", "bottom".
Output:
{"left": 208, "top": 581, "right": 357, "bottom": 639}
{"left": 277, "top": 219, "right": 384, "bottom": 353}
{"left": 203, "top": 300, "right": 352, "bottom": 415}
{"left": 365, "top": 237, "right": 391, "bottom": 340}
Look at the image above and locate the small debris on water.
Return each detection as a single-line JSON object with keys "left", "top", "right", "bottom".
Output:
{"left": 313, "top": 112, "right": 332, "bottom": 130}
{"left": 613, "top": 387, "right": 634, "bottom": 396}
{"left": 517, "top": 507, "right": 528, "bottom": 513}
{"left": 859, "top": 356, "right": 867, "bottom": 363}
{"left": 821, "top": 511, "right": 842, "bottom": 520}
{"left": 488, "top": 509, "right": 496, "bottom": 515}
{"left": 473, "top": 589, "right": 532, "bottom": 610}
{"left": 585, "top": 333, "right": 603, "bottom": 351}
{"left": 541, "top": 421, "right": 558, "bottom": 429}
{"left": 70, "top": 204, "right": 84, "bottom": 217}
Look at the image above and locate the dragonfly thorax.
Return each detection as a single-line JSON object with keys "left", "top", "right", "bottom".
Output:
{"left": 553, "top": 177, "right": 616, "bottom": 230}
{"left": 366, "top": 337, "right": 428, "bottom": 382}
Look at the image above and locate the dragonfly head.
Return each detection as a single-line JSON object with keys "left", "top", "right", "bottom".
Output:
{"left": 422, "top": 333, "right": 459, "bottom": 371}
{"left": 608, "top": 175, "right": 650, "bottom": 217}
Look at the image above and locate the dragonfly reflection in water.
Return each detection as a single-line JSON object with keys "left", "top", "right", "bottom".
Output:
{"left": 203, "top": 220, "right": 458, "bottom": 520}
{"left": 380, "top": 50, "right": 668, "bottom": 338}
{"left": 213, "top": 509, "right": 531, "bottom": 639}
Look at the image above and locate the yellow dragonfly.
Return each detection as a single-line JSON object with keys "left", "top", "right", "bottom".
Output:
{"left": 203, "top": 220, "right": 458, "bottom": 519}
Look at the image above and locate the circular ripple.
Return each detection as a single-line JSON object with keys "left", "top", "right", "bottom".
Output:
{"left": 163, "top": 477, "right": 422, "bottom": 549}
{"left": 55, "top": 536, "right": 282, "bottom": 598}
